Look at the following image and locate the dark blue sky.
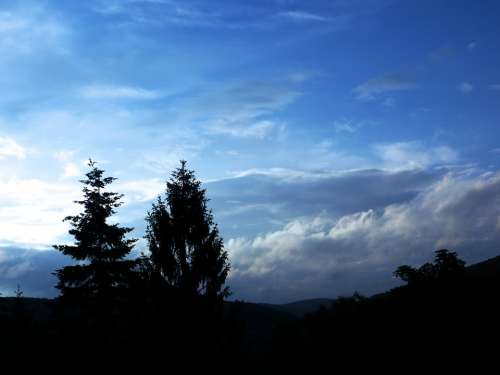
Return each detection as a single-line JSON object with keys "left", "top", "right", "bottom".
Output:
{"left": 1, "top": 0, "right": 500, "bottom": 302}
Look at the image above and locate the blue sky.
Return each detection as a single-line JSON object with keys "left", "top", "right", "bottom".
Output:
{"left": 1, "top": 0, "right": 500, "bottom": 302}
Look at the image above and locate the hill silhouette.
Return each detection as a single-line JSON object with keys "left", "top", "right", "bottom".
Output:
{"left": 2, "top": 252, "right": 500, "bottom": 372}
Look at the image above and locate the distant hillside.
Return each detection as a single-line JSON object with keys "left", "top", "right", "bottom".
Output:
{"left": 2, "top": 253, "right": 500, "bottom": 360}
{"left": 466, "top": 254, "right": 500, "bottom": 278}
{"left": 261, "top": 298, "right": 334, "bottom": 318}
{"left": 0, "top": 297, "right": 53, "bottom": 320}
{"left": 224, "top": 301, "right": 296, "bottom": 354}
{"left": 254, "top": 255, "right": 500, "bottom": 318}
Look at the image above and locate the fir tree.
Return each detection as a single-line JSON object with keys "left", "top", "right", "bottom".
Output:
{"left": 145, "top": 160, "right": 230, "bottom": 301}
{"left": 54, "top": 159, "right": 137, "bottom": 300}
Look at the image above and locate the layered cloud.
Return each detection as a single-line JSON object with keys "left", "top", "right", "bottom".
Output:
{"left": 227, "top": 170, "right": 500, "bottom": 302}
{"left": 0, "top": 247, "right": 70, "bottom": 296}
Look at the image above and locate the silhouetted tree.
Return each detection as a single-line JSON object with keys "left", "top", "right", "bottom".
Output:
{"left": 394, "top": 249, "right": 466, "bottom": 285}
{"left": 53, "top": 159, "right": 137, "bottom": 300}
{"left": 14, "top": 284, "right": 23, "bottom": 298}
{"left": 145, "top": 160, "right": 230, "bottom": 301}
{"left": 434, "top": 248, "right": 466, "bottom": 278}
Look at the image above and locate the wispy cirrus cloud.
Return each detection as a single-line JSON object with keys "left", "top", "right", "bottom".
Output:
{"left": 276, "top": 11, "right": 327, "bottom": 22}
{"left": 189, "top": 80, "right": 301, "bottom": 139}
{"left": 0, "top": 6, "right": 69, "bottom": 55}
{"left": 353, "top": 75, "right": 417, "bottom": 101}
{"left": 92, "top": 0, "right": 260, "bottom": 29}
{"left": 91, "top": 0, "right": 350, "bottom": 30}
{"left": 489, "top": 84, "right": 500, "bottom": 91}
{"left": 333, "top": 119, "right": 375, "bottom": 133}
{"left": 80, "top": 85, "right": 161, "bottom": 100}
{"left": 207, "top": 120, "right": 286, "bottom": 139}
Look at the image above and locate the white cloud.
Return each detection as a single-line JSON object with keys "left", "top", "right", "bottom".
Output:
{"left": 457, "top": 82, "right": 473, "bottom": 94}
{"left": 227, "top": 171, "right": 500, "bottom": 301}
{"left": 62, "top": 162, "right": 81, "bottom": 178}
{"left": 80, "top": 85, "right": 161, "bottom": 100}
{"left": 0, "top": 136, "right": 27, "bottom": 159}
{"left": 373, "top": 141, "right": 458, "bottom": 170}
{"left": 0, "top": 174, "right": 164, "bottom": 248}
{"left": 334, "top": 120, "right": 357, "bottom": 133}
{"left": 0, "top": 178, "right": 80, "bottom": 247}
{"left": 489, "top": 84, "right": 500, "bottom": 91}
{"left": 353, "top": 75, "right": 417, "bottom": 101}
{"left": 117, "top": 178, "right": 164, "bottom": 203}
{"left": 53, "top": 150, "right": 77, "bottom": 162}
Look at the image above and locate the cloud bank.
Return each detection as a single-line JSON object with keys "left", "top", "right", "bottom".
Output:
{"left": 226, "top": 170, "right": 500, "bottom": 302}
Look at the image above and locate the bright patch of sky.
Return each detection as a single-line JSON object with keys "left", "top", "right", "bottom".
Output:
{"left": 1, "top": 0, "right": 500, "bottom": 301}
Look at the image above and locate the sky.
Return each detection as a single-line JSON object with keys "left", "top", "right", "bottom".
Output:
{"left": 1, "top": 0, "right": 500, "bottom": 303}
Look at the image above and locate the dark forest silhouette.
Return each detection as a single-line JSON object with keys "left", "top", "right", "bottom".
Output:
{"left": 1, "top": 160, "right": 500, "bottom": 373}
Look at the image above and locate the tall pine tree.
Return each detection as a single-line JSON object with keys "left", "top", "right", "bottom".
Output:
{"left": 54, "top": 159, "right": 137, "bottom": 300}
{"left": 145, "top": 160, "right": 230, "bottom": 301}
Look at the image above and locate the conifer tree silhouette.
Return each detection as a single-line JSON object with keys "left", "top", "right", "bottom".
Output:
{"left": 53, "top": 159, "right": 137, "bottom": 300}
{"left": 145, "top": 160, "right": 230, "bottom": 301}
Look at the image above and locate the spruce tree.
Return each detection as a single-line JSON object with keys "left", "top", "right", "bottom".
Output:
{"left": 54, "top": 159, "right": 137, "bottom": 300}
{"left": 145, "top": 160, "right": 230, "bottom": 301}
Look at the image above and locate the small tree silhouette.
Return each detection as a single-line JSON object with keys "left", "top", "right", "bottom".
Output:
{"left": 14, "top": 284, "right": 23, "bottom": 298}
{"left": 53, "top": 159, "right": 137, "bottom": 300}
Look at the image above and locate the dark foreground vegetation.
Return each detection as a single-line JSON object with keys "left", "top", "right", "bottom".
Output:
{"left": 1, "top": 161, "right": 500, "bottom": 373}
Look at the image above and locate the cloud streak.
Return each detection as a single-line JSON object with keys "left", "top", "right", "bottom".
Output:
{"left": 353, "top": 75, "right": 417, "bottom": 101}
{"left": 80, "top": 85, "right": 162, "bottom": 100}
{"left": 276, "top": 11, "right": 327, "bottom": 22}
